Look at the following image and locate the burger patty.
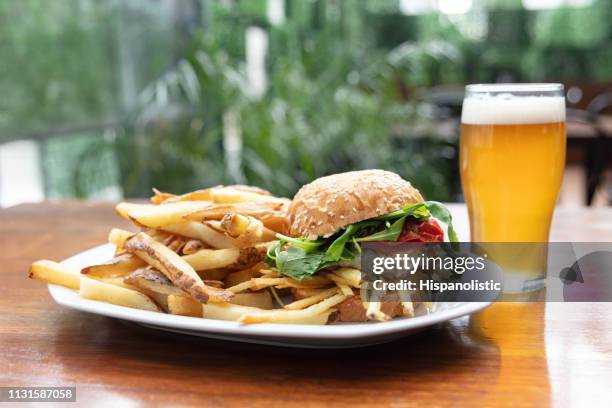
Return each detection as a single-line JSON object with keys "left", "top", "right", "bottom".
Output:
{"left": 334, "top": 297, "right": 404, "bottom": 322}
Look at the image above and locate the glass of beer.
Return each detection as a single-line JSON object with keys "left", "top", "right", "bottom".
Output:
{"left": 460, "top": 84, "right": 566, "bottom": 292}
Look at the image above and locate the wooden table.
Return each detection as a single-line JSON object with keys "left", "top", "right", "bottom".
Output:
{"left": 1, "top": 202, "right": 612, "bottom": 407}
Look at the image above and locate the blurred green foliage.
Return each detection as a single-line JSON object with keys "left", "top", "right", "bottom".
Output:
{"left": 0, "top": 0, "right": 116, "bottom": 133}
{"left": 118, "top": 1, "right": 461, "bottom": 199}
{"left": 1, "top": 0, "right": 611, "bottom": 201}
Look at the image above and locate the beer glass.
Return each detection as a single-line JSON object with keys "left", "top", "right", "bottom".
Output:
{"left": 460, "top": 84, "right": 566, "bottom": 292}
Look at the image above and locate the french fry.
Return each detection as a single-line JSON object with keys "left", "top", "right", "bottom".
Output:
{"left": 183, "top": 248, "right": 240, "bottom": 270}
{"left": 167, "top": 295, "right": 202, "bottom": 317}
{"left": 218, "top": 213, "right": 277, "bottom": 247}
{"left": 326, "top": 272, "right": 352, "bottom": 287}
{"left": 148, "top": 291, "right": 169, "bottom": 312}
{"left": 154, "top": 184, "right": 273, "bottom": 206}
{"left": 162, "top": 183, "right": 283, "bottom": 205}
{"left": 250, "top": 277, "right": 288, "bottom": 291}
{"left": 224, "top": 264, "right": 264, "bottom": 287}
{"left": 163, "top": 188, "right": 214, "bottom": 204}
{"left": 210, "top": 187, "right": 288, "bottom": 204}
{"left": 123, "top": 268, "right": 186, "bottom": 296}
{"left": 127, "top": 201, "right": 213, "bottom": 228}
{"left": 203, "top": 279, "right": 225, "bottom": 288}
{"left": 283, "top": 288, "right": 338, "bottom": 310}
{"left": 285, "top": 275, "right": 332, "bottom": 288}
{"left": 201, "top": 219, "right": 223, "bottom": 232}
{"left": 402, "top": 301, "right": 415, "bottom": 318}
{"left": 183, "top": 202, "right": 285, "bottom": 222}
{"left": 241, "top": 309, "right": 334, "bottom": 325}
{"left": 160, "top": 233, "right": 176, "bottom": 247}
{"left": 332, "top": 267, "right": 361, "bottom": 288}
{"left": 198, "top": 269, "right": 230, "bottom": 281}
{"left": 146, "top": 228, "right": 174, "bottom": 243}
{"left": 230, "top": 292, "right": 273, "bottom": 309}
{"left": 248, "top": 275, "right": 331, "bottom": 291}
{"left": 326, "top": 272, "right": 355, "bottom": 295}
{"left": 365, "top": 301, "right": 390, "bottom": 322}
{"left": 202, "top": 302, "right": 263, "bottom": 321}
{"left": 238, "top": 294, "right": 346, "bottom": 324}
{"left": 29, "top": 260, "right": 80, "bottom": 290}
{"left": 103, "top": 270, "right": 170, "bottom": 311}
{"left": 218, "top": 213, "right": 251, "bottom": 236}
{"left": 221, "top": 184, "right": 272, "bottom": 196}
{"left": 125, "top": 232, "right": 233, "bottom": 303}
{"left": 167, "top": 236, "right": 186, "bottom": 253}
{"left": 94, "top": 276, "right": 137, "bottom": 289}
{"left": 182, "top": 239, "right": 206, "bottom": 254}
{"left": 269, "top": 283, "right": 331, "bottom": 290}
{"left": 150, "top": 188, "right": 175, "bottom": 204}
{"left": 335, "top": 282, "right": 354, "bottom": 297}
{"left": 219, "top": 213, "right": 262, "bottom": 243}
{"left": 162, "top": 222, "right": 235, "bottom": 249}
{"left": 291, "top": 287, "right": 327, "bottom": 300}
{"left": 115, "top": 202, "right": 155, "bottom": 220}
{"left": 182, "top": 243, "right": 272, "bottom": 271}
{"left": 108, "top": 228, "right": 134, "bottom": 252}
{"left": 227, "top": 280, "right": 254, "bottom": 293}
{"left": 81, "top": 254, "right": 145, "bottom": 278}
{"left": 79, "top": 276, "right": 161, "bottom": 312}
{"left": 260, "top": 213, "right": 289, "bottom": 234}
{"left": 258, "top": 269, "right": 281, "bottom": 278}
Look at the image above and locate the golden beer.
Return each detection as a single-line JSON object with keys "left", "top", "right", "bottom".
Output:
{"left": 460, "top": 84, "right": 566, "bottom": 291}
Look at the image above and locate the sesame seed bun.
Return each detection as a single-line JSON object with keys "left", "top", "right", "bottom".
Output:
{"left": 288, "top": 170, "right": 423, "bottom": 239}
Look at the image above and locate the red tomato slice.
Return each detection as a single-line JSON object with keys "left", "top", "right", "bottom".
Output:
{"left": 398, "top": 219, "right": 444, "bottom": 242}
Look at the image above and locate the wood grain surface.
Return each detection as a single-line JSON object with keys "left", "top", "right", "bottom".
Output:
{"left": 1, "top": 202, "right": 611, "bottom": 408}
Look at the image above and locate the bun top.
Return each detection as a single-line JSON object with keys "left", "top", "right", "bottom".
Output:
{"left": 288, "top": 170, "right": 423, "bottom": 239}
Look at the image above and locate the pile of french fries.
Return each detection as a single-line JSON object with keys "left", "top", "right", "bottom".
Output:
{"left": 29, "top": 185, "right": 368, "bottom": 325}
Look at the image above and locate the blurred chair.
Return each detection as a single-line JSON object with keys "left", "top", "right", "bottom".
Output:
{"left": 422, "top": 86, "right": 464, "bottom": 201}
{"left": 423, "top": 85, "right": 464, "bottom": 120}
{"left": 566, "top": 92, "right": 612, "bottom": 206}
{"left": 585, "top": 92, "right": 612, "bottom": 205}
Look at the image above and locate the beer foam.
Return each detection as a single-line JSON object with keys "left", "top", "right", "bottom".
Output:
{"left": 461, "top": 95, "right": 566, "bottom": 125}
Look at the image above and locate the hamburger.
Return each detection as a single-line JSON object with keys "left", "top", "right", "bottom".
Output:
{"left": 265, "top": 169, "right": 457, "bottom": 322}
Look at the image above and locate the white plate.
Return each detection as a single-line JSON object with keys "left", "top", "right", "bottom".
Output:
{"left": 49, "top": 243, "right": 492, "bottom": 348}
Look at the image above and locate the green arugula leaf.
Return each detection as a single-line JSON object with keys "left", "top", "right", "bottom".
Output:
{"left": 275, "top": 233, "right": 324, "bottom": 252}
{"left": 351, "top": 236, "right": 362, "bottom": 253}
{"left": 324, "top": 220, "right": 379, "bottom": 262}
{"left": 356, "top": 216, "right": 407, "bottom": 242}
{"left": 274, "top": 246, "right": 325, "bottom": 280}
{"left": 264, "top": 241, "right": 281, "bottom": 264}
{"left": 424, "top": 201, "right": 459, "bottom": 242}
{"left": 374, "top": 202, "right": 430, "bottom": 221}
{"left": 324, "top": 224, "right": 359, "bottom": 262}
